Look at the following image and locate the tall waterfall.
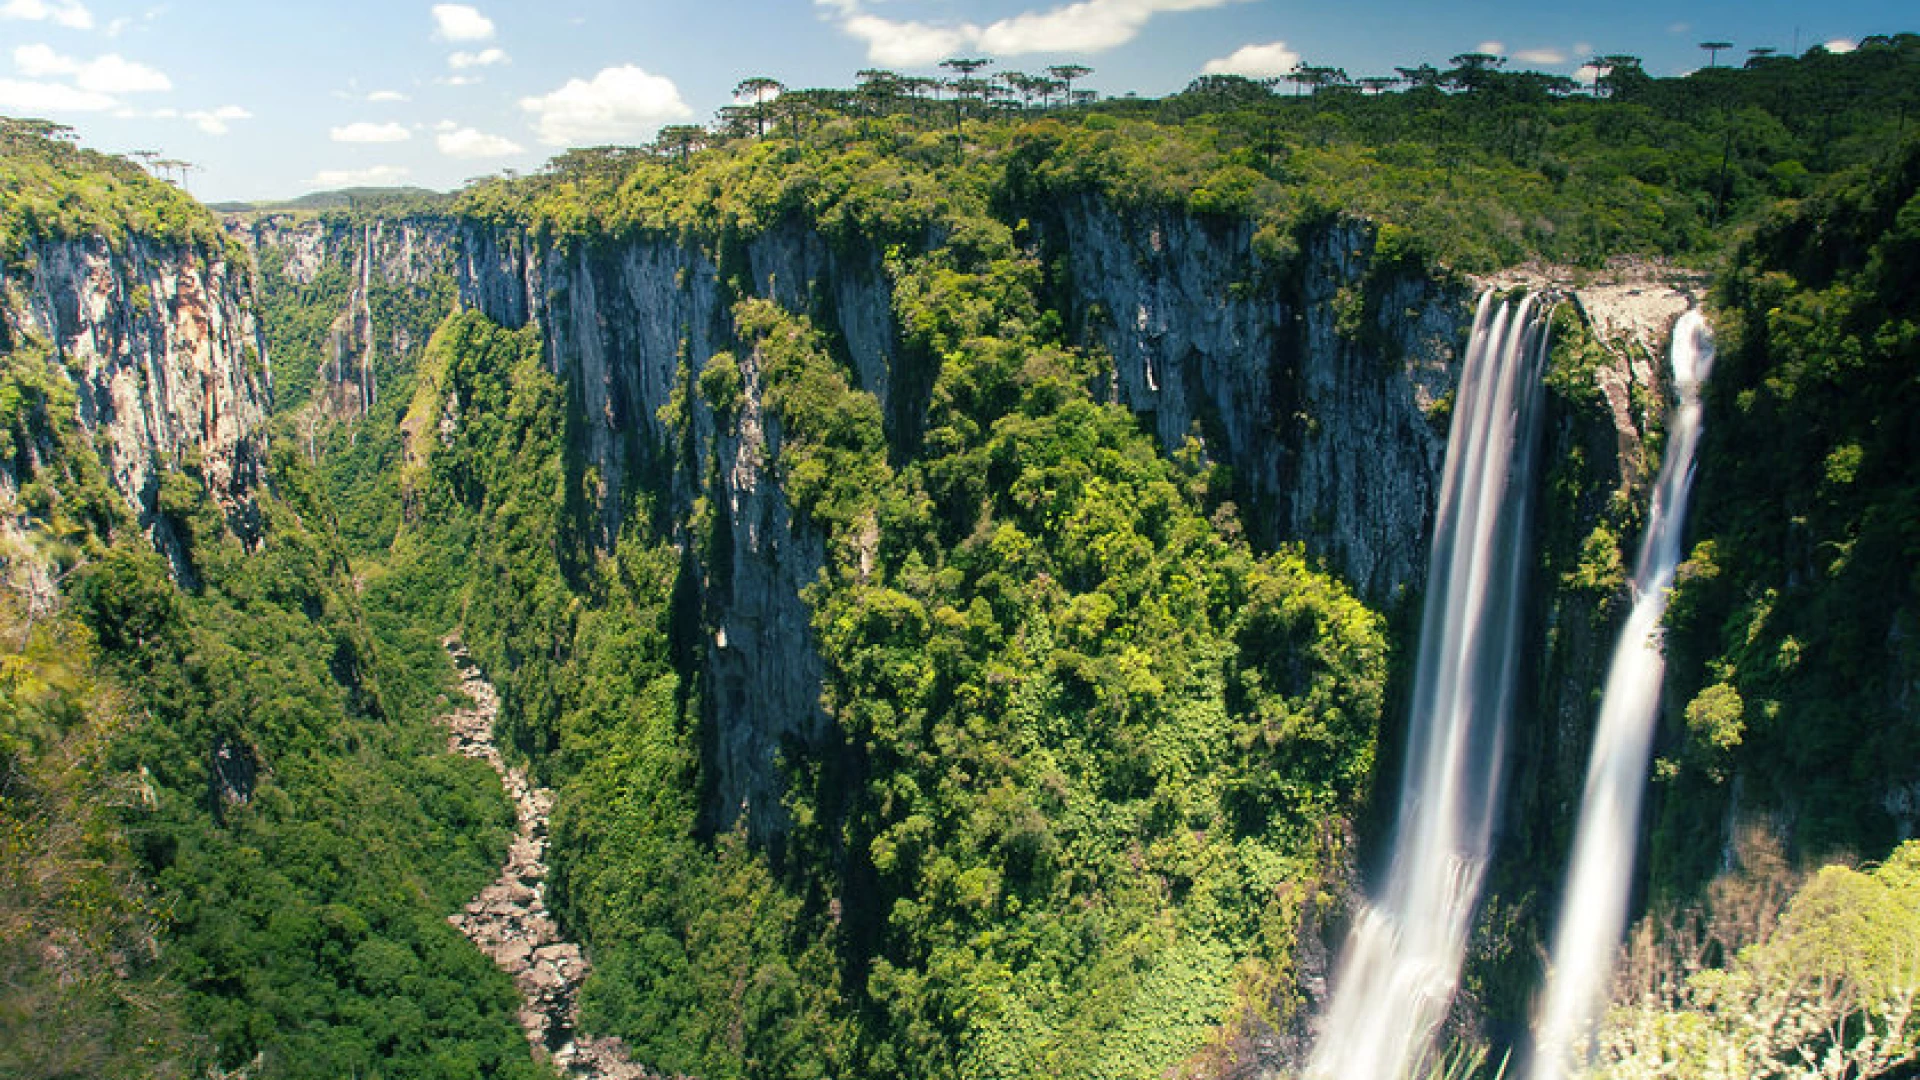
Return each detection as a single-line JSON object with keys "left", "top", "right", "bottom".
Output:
{"left": 1310, "top": 292, "right": 1551, "bottom": 1080}
{"left": 1528, "top": 310, "right": 1716, "bottom": 1080}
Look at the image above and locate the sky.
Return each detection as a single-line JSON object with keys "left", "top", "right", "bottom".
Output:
{"left": 1, "top": 0, "right": 1909, "bottom": 202}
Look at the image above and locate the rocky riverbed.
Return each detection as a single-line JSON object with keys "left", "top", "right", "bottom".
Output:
{"left": 441, "top": 638, "right": 658, "bottom": 1079}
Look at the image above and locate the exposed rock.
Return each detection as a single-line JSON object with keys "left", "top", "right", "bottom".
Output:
{"left": 232, "top": 215, "right": 457, "bottom": 421}
{"left": 457, "top": 224, "right": 829, "bottom": 843}
{"left": 1046, "top": 199, "right": 1470, "bottom": 606}
{"left": 3, "top": 235, "right": 271, "bottom": 573}
{"left": 439, "top": 637, "right": 672, "bottom": 1079}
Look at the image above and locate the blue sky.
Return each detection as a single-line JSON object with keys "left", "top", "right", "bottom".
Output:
{"left": 1, "top": 0, "right": 1908, "bottom": 201}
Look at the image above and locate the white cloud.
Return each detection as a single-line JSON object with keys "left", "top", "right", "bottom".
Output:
{"left": 187, "top": 104, "right": 249, "bottom": 134}
{"left": 1201, "top": 41, "right": 1300, "bottom": 78}
{"left": 431, "top": 3, "right": 493, "bottom": 41}
{"left": 1513, "top": 47, "right": 1567, "bottom": 65}
{"left": 436, "top": 74, "right": 479, "bottom": 86}
{"left": 367, "top": 89, "right": 409, "bottom": 102}
{"left": 103, "top": 14, "right": 128, "bottom": 34}
{"left": 836, "top": 12, "right": 977, "bottom": 67}
{"left": 819, "top": 0, "right": 1239, "bottom": 66}
{"left": 15, "top": 43, "right": 171, "bottom": 92}
{"left": 1667, "top": 21, "right": 1690, "bottom": 34}
{"left": 1823, "top": 38, "right": 1857, "bottom": 54}
{"left": 314, "top": 164, "right": 411, "bottom": 187}
{"left": 437, "top": 125, "right": 524, "bottom": 157}
{"left": 982, "top": 0, "right": 1237, "bottom": 55}
{"left": 0, "top": 75, "right": 114, "bottom": 110}
{"left": 1573, "top": 63, "right": 1602, "bottom": 86}
{"left": 330, "top": 120, "right": 411, "bottom": 143}
{"left": 520, "top": 64, "right": 691, "bottom": 146}
{"left": 1, "top": 0, "right": 94, "bottom": 30}
{"left": 448, "top": 46, "right": 507, "bottom": 68}
{"left": 1472, "top": 40, "right": 1504, "bottom": 56}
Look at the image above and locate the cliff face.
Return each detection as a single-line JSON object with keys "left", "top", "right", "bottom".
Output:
{"left": 3, "top": 235, "right": 271, "bottom": 572}
{"left": 1051, "top": 200, "right": 1466, "bottom": 606}
{"left": 457, "top": 223, "right": 837, "bottom": 840}
{"left": 236, "top": 215, "right": 457, "bottom": 420}
{"left": 451, "top": 203, "right": 1486, "bottom": 840}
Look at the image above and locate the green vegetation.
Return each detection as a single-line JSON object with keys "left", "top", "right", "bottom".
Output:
{"left": 0, "top": 118, "right": 229, "bottom": 265}
{"left": 6, "top": 33, "right": 1919, "bottom": 1080}
{"left": 1659, "top": 140, "right": 1920, "bottom": 882}
{"left": 1591, "top": 838, "right": 1920, "bottom": 1079}
{"left": 3, "top": 153, "right": 539, "bottom": 1077}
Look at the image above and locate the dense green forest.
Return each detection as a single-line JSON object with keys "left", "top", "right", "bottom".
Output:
{"left": 3, "top": 34, "right": 1918, "bottom": 1080}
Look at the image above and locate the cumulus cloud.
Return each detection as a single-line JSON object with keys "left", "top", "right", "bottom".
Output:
{"left": 314, "top": 164, "right": 412, "bottom": 187}
{"left": 1823, "top": 38, "right": 1857, "bottom": 54}
{"left": 520, "top": 64, "right": 691, "bottom": 146}
{"left": 15, "top": 43, "right": 171, "bottom": 92}
{"left": 1198, "top": 40, "right": 1305, "bottom": 77}
{"left": 431, "top": 3, "right": 493, "bottom": 41}
{"left": 0, "top": 0, "right": 94, "bottom": 30}
{"left": 819, "top": 0, "right": 1239, "bottom": 66}
{"left": 187, "top": 104, "right": 250, "bottom": 134}
{"left": 1471, "top": 40, "right": 1504, "bottom": 56}
{"left": 367, "top": 89, "right": 409, "bottom": 102}
{"left": 0, "top": 75, "right": 114, "bottom": 111}
{"left": 836, "top": 12, "right": 977, "bottom": 66}
{"left": 330, "top": 120, "right": 411, "bottom": 143}
{"left": 448, "top": 47, "right": 508, "bottom": 68}
{"left": 1201, "top": 41, "right": 1300, "bottom": 78}
{"left": 437, "top": 124, "right": 524, "bottom": 157}
{"left": 1513, "top": 47, "right": 1567, "bottom": 65}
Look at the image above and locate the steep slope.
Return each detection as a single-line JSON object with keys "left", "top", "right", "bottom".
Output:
{"left": 3, "top": 124, "right": 542, "bottom": 1080}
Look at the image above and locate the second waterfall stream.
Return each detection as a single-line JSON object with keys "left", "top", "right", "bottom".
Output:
{"left": 1309, "top": 291, "right": 1551, "bottom": 1080}
{"left": 1529, "top": 310, "right": 1716, "bottom": 1079}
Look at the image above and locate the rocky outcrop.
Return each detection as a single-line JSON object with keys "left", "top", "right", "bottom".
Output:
{"left": 441, "top": 638, "right": 660, "bottom": 1079}
{"left": 3, "top": 235, "right": 271, "bottom": 571}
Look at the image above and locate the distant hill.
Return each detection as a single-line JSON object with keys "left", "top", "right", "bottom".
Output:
{"left": 211, "top": 186, "right": 451, "bottom": 215}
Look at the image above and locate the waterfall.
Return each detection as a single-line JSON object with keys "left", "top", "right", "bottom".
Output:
{"left": 1528, "top": 310, "right": 1715, "bottom": 1080}
{"left": 1310, "top": 291, "right": 1552, "bottom": 1080}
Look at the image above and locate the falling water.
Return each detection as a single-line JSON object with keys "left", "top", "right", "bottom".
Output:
{"left": 1528, "top": 310, "right": 1715, "bottom": 1080}
{"left": 1310, "top": 292, "right": 1552, "bottom": 1080}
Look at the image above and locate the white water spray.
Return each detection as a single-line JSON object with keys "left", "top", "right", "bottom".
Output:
{"left": 1310, "top": 292, "right": 1552, "bottom": 1080}
{"left": 1528, "top": 310, "right": 1715, "bottom": 1080}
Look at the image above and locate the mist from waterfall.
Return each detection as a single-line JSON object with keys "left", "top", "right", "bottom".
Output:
{"left": 1309, "top": 292, "right": 1552, "bottom": 1080}
{"left": 1527, "top": 310, "right": 1716, "bottom": 1080}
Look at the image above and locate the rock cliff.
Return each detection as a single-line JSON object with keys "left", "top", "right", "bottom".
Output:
{"left": 1046, "top": 200, "right": 1465, "bottom": 605}
{"left": 2, "top": 234, "right": 271, "bottom": 574}
{"left": 234, "top": 214, "right": 456, "bottom": 421}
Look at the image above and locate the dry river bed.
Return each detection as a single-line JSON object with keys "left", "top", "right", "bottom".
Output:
{"left": 441, "top": 638, "right": 663, "bottom": 1079}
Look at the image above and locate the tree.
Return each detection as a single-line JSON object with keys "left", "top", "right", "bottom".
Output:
{"left": 1045, "top": 64, "right": 1091, "bottom": 104}
{"left": 1396, "top": 64, "right": 1445, "bottom": 90}
{"left": 854, "top": 69, "right": 901, "bottom": 116}
{"left": 1699, "top": 40, "right": 1734, "bottom": 68}
{"left": 1590, "top": 55, "right": 1649, "bottom": 100}
{"left": 653, "top": 125, "right": 707, "bottom": 167}
{"left": 733, "top": 77, "right": 784, "bottom": 137}
{"left": 940, "top": 57, "right": 993, "bottom": 128}
{"left": 1445, "top": 52, "right": 1507, "bottom": 93}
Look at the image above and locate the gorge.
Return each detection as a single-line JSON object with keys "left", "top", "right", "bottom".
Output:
{"left": 3, "top": 36, "right": 1919, "bottom": 1080}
